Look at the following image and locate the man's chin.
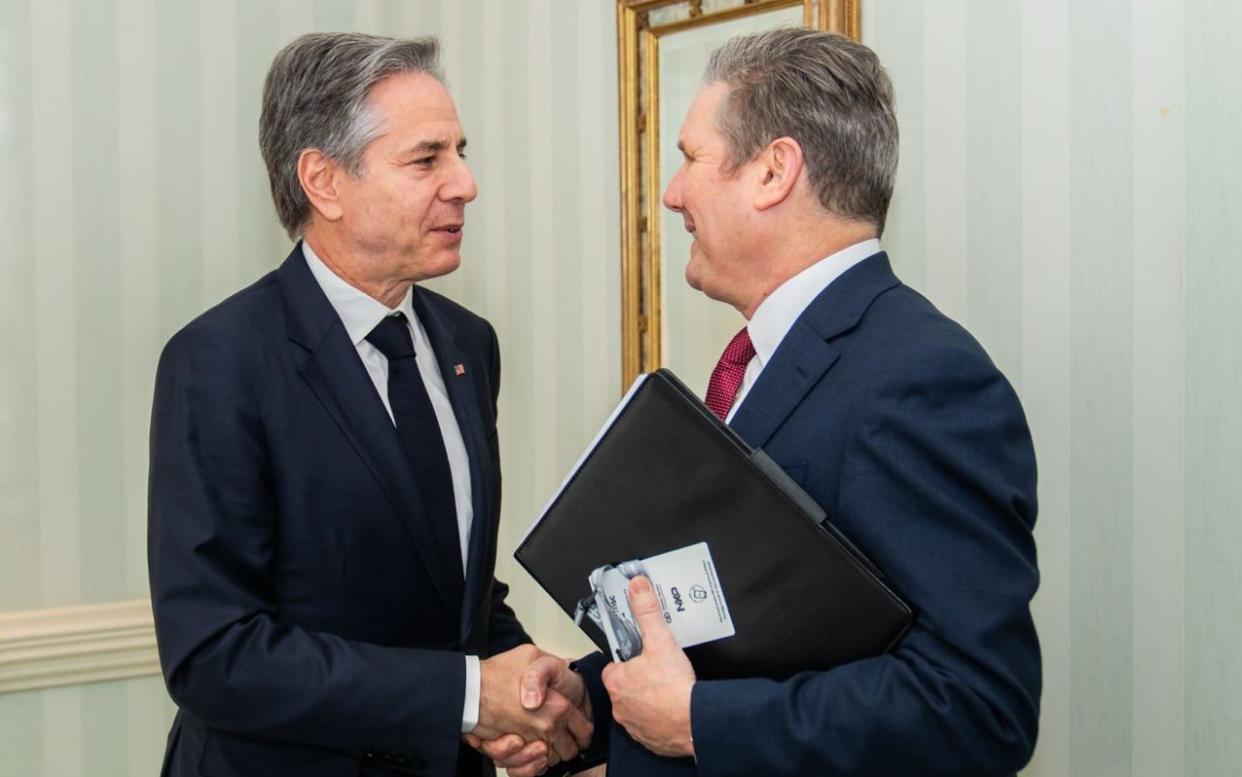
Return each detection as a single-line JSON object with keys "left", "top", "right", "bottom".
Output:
{"left": 686, "top": 273, "right": 744, "bottom": 312}
{"left": 685, "top": 265, "right": 723, "bottom": 301}
{"left": 684, "top": 260, "right": 704, "bottom": 292}
{"left": 415, "top": 252, "right": 462, "bottom": 282}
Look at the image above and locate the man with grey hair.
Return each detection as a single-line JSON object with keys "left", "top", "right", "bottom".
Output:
{"left": 148, "top": 33, "right": 590, "bottom": 777}
{"left": 486, "top": 27, "right": 1040, "bottom": 777}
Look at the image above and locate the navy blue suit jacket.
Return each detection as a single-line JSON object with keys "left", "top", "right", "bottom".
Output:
{"left": 578, "top": 253, "right": 1041, "bottom": 776}
{"left": 148, "top": 245, "right": 529, "bottom": 777}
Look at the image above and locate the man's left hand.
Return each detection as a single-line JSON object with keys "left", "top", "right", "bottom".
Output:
{"left": 602, "top": 575, "right": 697, "bottom": 758}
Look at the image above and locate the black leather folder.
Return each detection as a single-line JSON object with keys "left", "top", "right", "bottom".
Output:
{"left": 515, "top": 369, "right": 913, "bottom": 681}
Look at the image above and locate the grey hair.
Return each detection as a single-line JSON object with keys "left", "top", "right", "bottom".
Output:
{"left": 259, "top": 33, "right": 445, "bottom": 239}
{"left": 704, "top": 28, "right": 898, "bottom": 234}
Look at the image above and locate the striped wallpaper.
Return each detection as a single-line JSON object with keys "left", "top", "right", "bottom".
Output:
{"left": 0, "top": 0, "right": 1238, "bottom": 775}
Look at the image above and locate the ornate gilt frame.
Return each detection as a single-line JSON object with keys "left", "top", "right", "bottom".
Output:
{"left": 617, "top": 0, "right": 861, "bottom": 390}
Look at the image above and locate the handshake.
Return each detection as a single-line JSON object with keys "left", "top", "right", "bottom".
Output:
{"left": 465, "top": 645, "right": 593, "bottom": 776}
{"left": 464, "top": 576, "right": 699, "bottom": 775}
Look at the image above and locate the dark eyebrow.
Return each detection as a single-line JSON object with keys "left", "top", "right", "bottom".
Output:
{"left": 405, "top": 138, "right": 469, "bottom": 157}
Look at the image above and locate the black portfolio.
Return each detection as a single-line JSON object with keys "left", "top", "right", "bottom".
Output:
{"left": 515, "top": 369, "right": 913, "bottom": 681}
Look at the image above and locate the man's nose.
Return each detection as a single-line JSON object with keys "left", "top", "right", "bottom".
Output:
{"left": 445, "top": 158, "right": 478, "bottom": 203}
{"left": 662, "top": 168, "right": 683, "bottom": 212}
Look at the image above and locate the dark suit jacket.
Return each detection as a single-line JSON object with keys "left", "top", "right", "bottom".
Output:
{"left": 575, "top": 252, "right": 1041, "bottom": 777}
{"left": 148, "top": 245, "right": 529, "bottom": 777}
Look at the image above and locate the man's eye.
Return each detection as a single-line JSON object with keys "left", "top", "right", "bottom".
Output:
{"left": 414, "top": 157, "right": 434, "bottom": 166}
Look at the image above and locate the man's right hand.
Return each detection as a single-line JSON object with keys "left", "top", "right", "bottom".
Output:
{"left": 472, "top": 646, "right": 593, "bottom": 773}
{"left": 469, "top": 650, "right": 593, "bottom": 777}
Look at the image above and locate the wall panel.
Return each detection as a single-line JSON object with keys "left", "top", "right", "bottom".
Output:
{"left": 1184, "top": 1, "right": 1242, "bottom": 774}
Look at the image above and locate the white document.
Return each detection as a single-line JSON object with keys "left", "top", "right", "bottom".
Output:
{"left": 584, "top": 542, "right": 736, "bottom": 661}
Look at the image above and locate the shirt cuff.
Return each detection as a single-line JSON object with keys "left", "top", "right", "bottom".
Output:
{"left": 461, "top": 654, "right": 481, "bottom": 734}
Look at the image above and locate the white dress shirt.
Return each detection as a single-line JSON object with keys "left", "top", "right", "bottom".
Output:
{"left": 726, "top": 238, "right": 881, "bottom": 422}
{"left": 303, "top": 242, "right": 482, "bottom": 733}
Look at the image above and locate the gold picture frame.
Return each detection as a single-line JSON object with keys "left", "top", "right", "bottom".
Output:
{"left": 617, "top": 0, "right": 861, "bottom": 391}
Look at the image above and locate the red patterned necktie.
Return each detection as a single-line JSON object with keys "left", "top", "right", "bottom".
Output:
{"left": 705, "top": 327, "right": 756, "bottom": 420}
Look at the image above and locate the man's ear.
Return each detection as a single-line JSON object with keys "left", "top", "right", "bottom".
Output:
{"left": 297, "top": 148, "right": 345, "bottom": 222}
{"left": 753, "top": 136, "right": 804, "bottom": 211}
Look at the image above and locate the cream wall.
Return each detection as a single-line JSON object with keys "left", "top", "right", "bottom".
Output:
{"left": 2, "top": 0, "right": 1239, "bottom": 775}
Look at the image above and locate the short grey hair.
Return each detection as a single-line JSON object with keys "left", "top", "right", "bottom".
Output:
{"left": 259, "top": 33, "right": 445, "bottom": 239}
{"left": 704, "top": 28, "right": 898, "bottom": 234}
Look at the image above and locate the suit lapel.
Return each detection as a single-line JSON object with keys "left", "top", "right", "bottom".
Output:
{"left": 730, "top": 252, "right": 901, "bottom": 449}
{"left": 729, "top": 326, "right": 839, "bottom": 449}
{"left": 411, "top": 289, "right": 494, "bottom": 639}
{"left": 277, "top": 248, "right": 460, "bottom": 615}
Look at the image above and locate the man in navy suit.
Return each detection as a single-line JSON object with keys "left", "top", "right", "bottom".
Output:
{"left": 148, "top": 34, "right": 590, "bottom": 777}
{"left": 486, "top": 28, "right": 1040, "bottom": 777}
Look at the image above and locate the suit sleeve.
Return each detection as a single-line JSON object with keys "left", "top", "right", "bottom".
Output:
{"left": 480, "top": 320, "right": 531, "bottom": 655}
{"left": 148, "top": 326, "right": 465, "bottom": 773}
{"left": 688, "top": 346, "right": 1041, "bottom": 777}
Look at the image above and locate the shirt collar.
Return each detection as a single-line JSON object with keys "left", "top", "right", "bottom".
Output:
{"left": 302, "top": 240, "right": 415, "bottom": 346}
{"left": 746, "top": 238, "right": 881, "bottom": 368}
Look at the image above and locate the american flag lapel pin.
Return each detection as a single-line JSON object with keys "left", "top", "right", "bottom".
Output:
{"left": 454, "top": 363, "right": 466, "bottom": 376}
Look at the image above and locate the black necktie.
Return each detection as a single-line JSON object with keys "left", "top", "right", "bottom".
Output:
{"left": 366, "top": 313, "right": 465, "bottom": 593}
